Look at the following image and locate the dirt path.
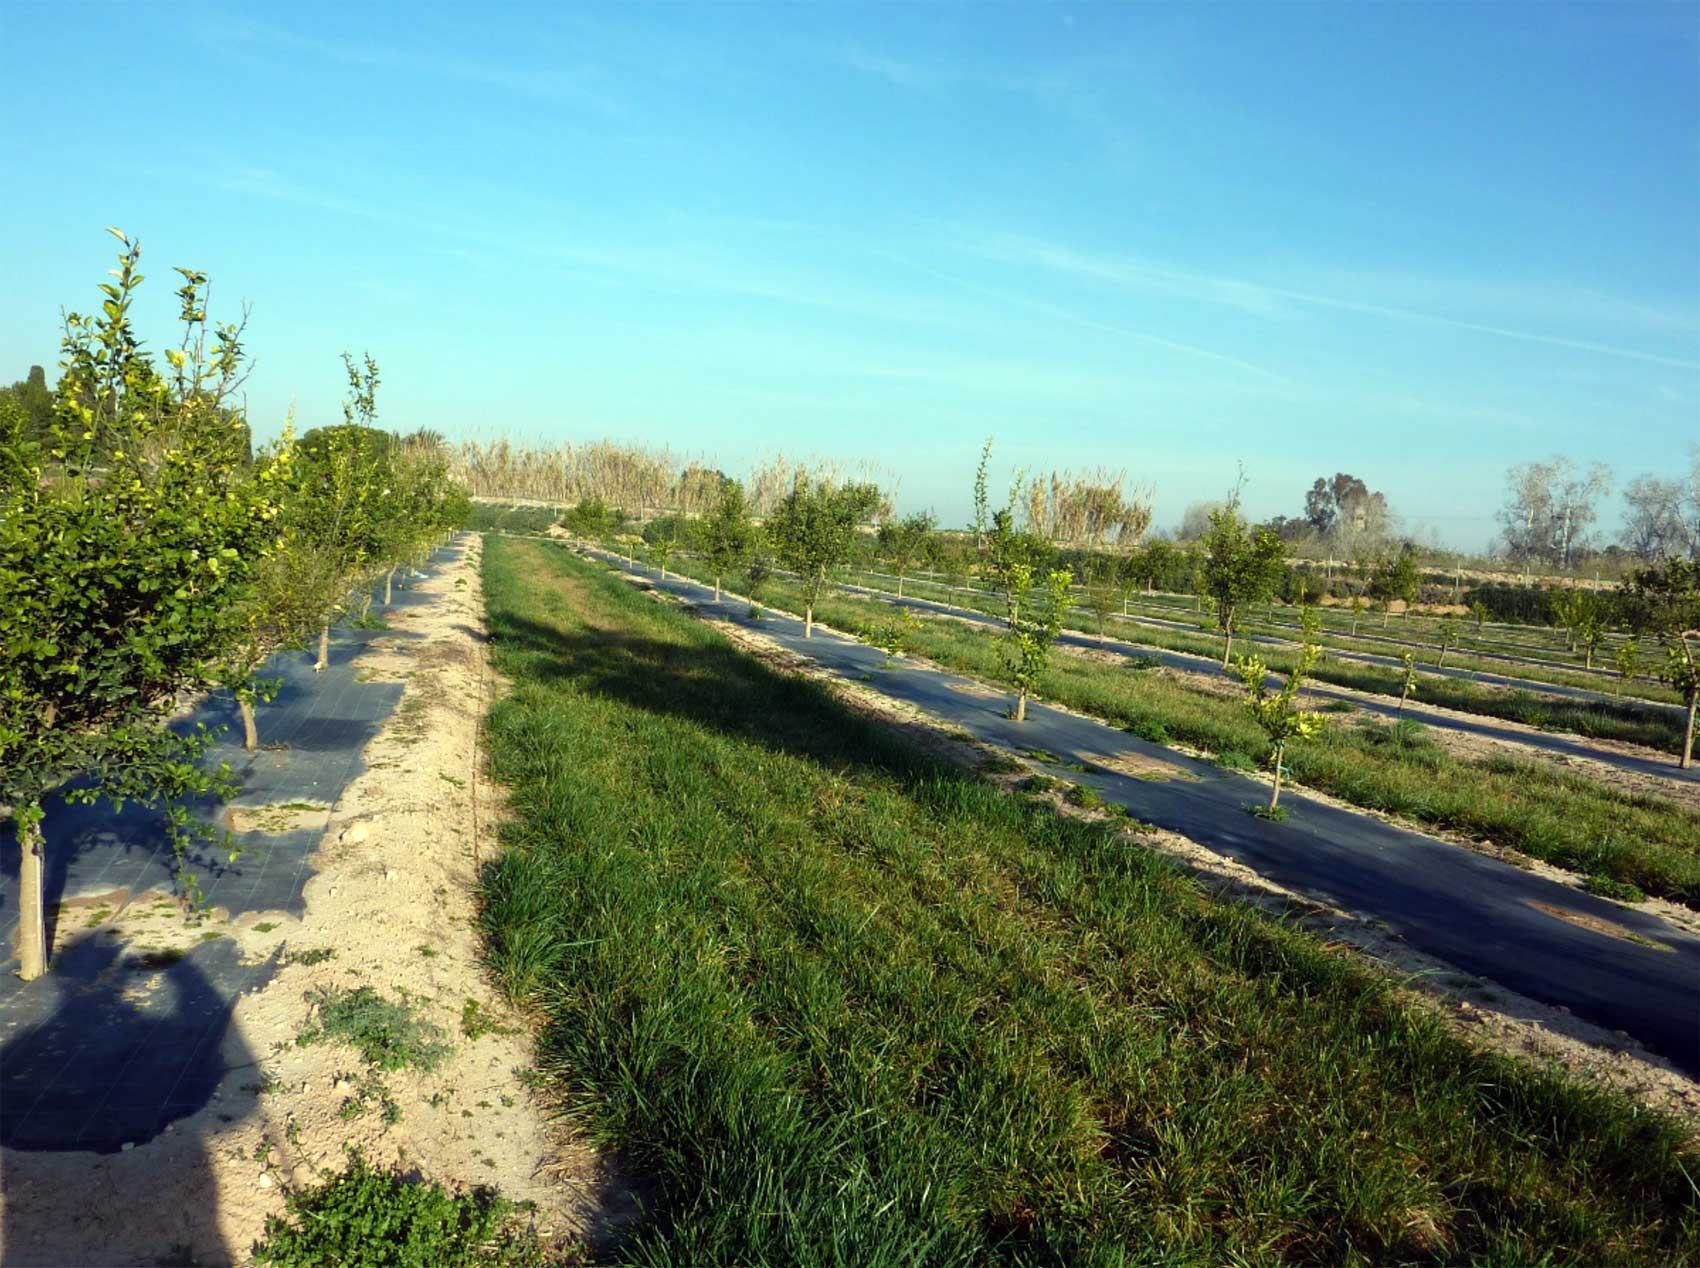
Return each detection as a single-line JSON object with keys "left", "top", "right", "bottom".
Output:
{"left": 0, "top": 538, "right": 613, "bottom": 1266}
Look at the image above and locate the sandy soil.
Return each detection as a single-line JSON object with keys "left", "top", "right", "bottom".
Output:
{"left": 617, "top": 571, "right": 1700, "bottom": 1136}
{"left": 0, "top": 537, "right": 619, "bottom": 1267}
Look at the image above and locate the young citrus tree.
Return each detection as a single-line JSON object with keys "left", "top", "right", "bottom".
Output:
{"left": 1199, "top": 495, "right": 1286, "bottom": 666}
{"left": 876, "top": 510, "right": 936, "bottom": 599}
{"left": 1469, "top": 599, "right": 1489, "bottom": 635}
{"left": 1615, "top": 639, "right": 1640, "bottom": 694}
{"left": 1626, "top": 557, "right": 1700, "bottom": 768}
{"left": 1084, "top": 555, "right": 1119, "bottom": 641}
{"left": 0, "top": 230, "right": 290, "bottom": 978}
{"left": 290, "top": 422, "right": 395, "bottom": 669}
{"left": 768, "top": 475, "right": 882, "bottom": 637}
{"left": 701, "top": 480, "right": 754, "bottom": 601}
{"left": 1397, "top": 651, "right": 1420, "bottom": 717}
{"left": 973, "top": 439, "right": 1074, "bottom": 721}
{"left": 1003, "top": 564, "right": 1074, "bottom": 721}
{"left": 1435, "top": 616, "right": 1461, "bottom": 668}
{"left": 1236, "top": 639, "right": 1323, "bottom": 811}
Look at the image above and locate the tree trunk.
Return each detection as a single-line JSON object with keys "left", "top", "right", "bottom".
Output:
{"left": 384, "top": 565, "right": 396, "bottom": 605}
{"left": 315, "top": 623, "right": 330, "bottom": 671}
{"left": 1438, "top": 648, "right": 1447, "bottom": 669}
{"left": 1682, "top": 693, "right": 1696, "bottom": 771}
{"left": 1270, "top": 745, "right": 1284, "bottom": 809}
{"left": 897, "top": 572, "right": 905, "bottom": 600}
{"left": 1222, "top": 628, "right": 1233, "bottom": 668}
{"left": 714, "top": 576, "right": 722, "bottom": 602}
{"left": 805, "top": 605, "right": 814, "bottom": 639}
{"left": 1398, "top": 685, "right": 1409, "bottom": 717}
{"left": 240, "top": 697, "right": 260, "bottom": 751}
{"left": 16, "top": 812, "right": 47, "bottom": 981}
{"left": 1585, "top": 648, "right": 1593, "bottom": 670}
{"left": 1015, "top": 689, "right": 1028, "bottom": 722}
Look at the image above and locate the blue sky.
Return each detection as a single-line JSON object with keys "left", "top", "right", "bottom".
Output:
{"left": 2, "top": 1, "right": 1695, "bottom": 548}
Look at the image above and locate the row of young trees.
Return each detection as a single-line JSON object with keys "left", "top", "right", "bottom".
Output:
{"left": 0, "top": 230, "right": 469, "bottom": 979}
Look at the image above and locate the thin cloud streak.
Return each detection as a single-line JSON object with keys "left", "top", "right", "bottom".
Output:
{"left": 968, "top": 234, "right": 1700, "bottom": 370}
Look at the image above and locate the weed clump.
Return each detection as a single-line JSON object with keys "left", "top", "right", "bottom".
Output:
{"left": 252, "top": 1148, "right": 544, "bottom": 1268}
{"left": 297, "top": 986, "right": 451, "bottom": 1073}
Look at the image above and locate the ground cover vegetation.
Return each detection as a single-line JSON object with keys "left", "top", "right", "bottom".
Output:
{"left": 478, "top": 534, "right": 1699, "bottom": 1265}
{"left": 0, "top": 230, "right": 469, "bottom": 979}
{"left": 655, "top": 555, "right": 1700, "bottom": 906}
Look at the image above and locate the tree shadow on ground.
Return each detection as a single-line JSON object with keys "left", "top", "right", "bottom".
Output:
{"left": 1, "top": 936, "right": 271, "bottom": 1265}
{"left": 490, "top": 610, "right": 951, "bottom": 790}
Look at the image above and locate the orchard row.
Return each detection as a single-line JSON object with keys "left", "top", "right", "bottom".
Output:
{"left": 0, "top": 231, "right": 470, "bottom": 979}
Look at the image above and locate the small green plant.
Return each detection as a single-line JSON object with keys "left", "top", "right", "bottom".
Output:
{"left": 978, "top": 753, "right": 1025, "bottom": 775}
{"left": 1064, "top": 783, "right": 1104, "bottom": 809}
{"left": 1435, "top": 616, "right": 1461, "bottom": 668}
{"left": 461, "top": 997, "right": 516, "bottom": 1041}
{"left": 251, "top": 1147, "right": 545, "bottom": 1268}
{"left": 1250, "top": 803, "right": 1289, "bottom": 822}
{"left": 1019, "top": 774, "right": 1059, "bottom": 794}
{"left": 297, "top": 986, "right": 451, "bottom": 1073}
{"left": 872, "top": 607, "right": 921, "bottom": 665}
{"left": 1397, "top": 651, "right": 1419, "bottom": 717}
{"left": 254, "top": 921, "right": 279, "bottom": 933}
{"left": 1125, "top": 654, "right": 1163, "bottom": 672}
{"left": 286, "top": 947, "right": 337, "bottom": 967}
{"left": 1615, "top": 640, "right": 1640, "bottom": 694}
{"left": 1583, "top": 874, "right": 1647, "bottom": 904}
{"left": 1215, "top": 750, "right": 1257, "bottom": 772}
{"left": 1236, "top": 640, "right": 1323, "bottom": 810}
{"left": 416, "top": 945, "right": 439, "bottom": 958}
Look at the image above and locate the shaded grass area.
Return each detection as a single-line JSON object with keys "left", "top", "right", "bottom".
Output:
{"left": 835, "top": 567, "right": 1686, "bottom": 750}
{"left": 479, "top": 536, "right": 1699, "bottom": 1266}
{"left": 669, "top": 557, "right": 1700, "bottom": 908}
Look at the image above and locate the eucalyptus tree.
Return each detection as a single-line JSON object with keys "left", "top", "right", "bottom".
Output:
{"left": 1199, "top": 494, "right": 1286, "bottom": 667}
{"left": 0, "top": 230, "right": 291, "bottom": 978}
{"left": 769, "top": 475, "right": 882, "bottom": 637}
{"left": 1626, "top": 557, "right": 1700, "bottom": 768}
{"left": 877, "top": 510, "right": 937, "bottom": 599}
{"left": 973, "top": 439, "right": 1075, "bottom": 721}
{"left": 701, "top": 480, "right": 755, "bottom": 601}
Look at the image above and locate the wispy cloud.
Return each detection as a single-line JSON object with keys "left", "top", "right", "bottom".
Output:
{"left": 962, "top": 233, "right": 1700, "bottom": 370}
{"left": 204, "top": 16, "right": 622, "bottom": 114}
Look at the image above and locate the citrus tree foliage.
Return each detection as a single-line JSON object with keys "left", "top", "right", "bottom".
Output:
{"left": 876, "top": 510, "right": 936, "bottom": 599}
{"left": 1003, "top": 564, "right": 1074, "bottom": 721}
{"left": 1368, "top": 547, "right": 1421, "bottom": 626}
{"left": 1236, "top": 639, "right": 1323, "bottom": 810}
{"left": 1435, "top": 616, "right": 1461, "bottom": 668}
{"left": 0, "top": 230, "right": 291, "bottom": 978}
{"left": 1199, "top": 498, "right": 1285, "bottom": 666}
{"left": 1615, "top": 639, "right": 1640, "bottom": 692}
{"left": 1397, "top": 651, "right": 1420, "bottom": 717}
{"left": 290, "top": 422, "right": 398, "bottom": 668}
{"left": 701, "top": 480, "right": 755, "bottom": 601}
{"left": 768, "top": 474, "right": 882, "bottom": 638}
{"left": 973, "top": 439, "right": 1074, "bottom": 721}
{"left": 1626, "top": 557, "right": 1700, "bottom": 768}
{"left": 1084, "top": 556, "right": 1119, "bottom": 641}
